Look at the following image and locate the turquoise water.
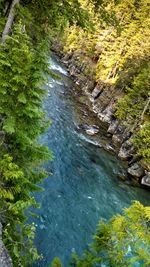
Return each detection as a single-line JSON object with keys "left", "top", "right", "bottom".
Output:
{"left": 32, "top": 56, "right": 150, "bottom": 267}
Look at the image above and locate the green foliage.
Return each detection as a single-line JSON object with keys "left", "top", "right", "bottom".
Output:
{"left": 0, "top": 21, "right": 52, "bottom": 266}
{"left": 133, "top": 123, "right": 150, "bottom": 165}
{"left": 0, "top": 154, "right": 24, "bottom": 200}
{"left": 115, "top": 63, "right": 150, "bottom": 163}
{"left": 3, "top": 221, "right": 40, "bottom": 266}
{"left": 18, "top": 0, "right": 95, "bottom": 44}
{"left": 0, "top": 21, "right": 51, "bottom": 158}
{"left": 0, "top": 154, "right": 41, "bottom": 266}
{"left": 61, "top": 0, "right": 150, "bottom": 165}
{"left": 69, "top": 201, "right": 150, "bottom": 267}
{"left": 0, "top": 0, "right": 5, "bottom": 33}
{"left": 116, "top": 64, "right": 150, "bottom": 123}
{"left": 50, "top": 257, "right": 63, "bottom": 267}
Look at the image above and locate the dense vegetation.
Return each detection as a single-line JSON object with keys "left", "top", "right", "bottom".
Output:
{"left": 0, "top": 0, "right": 149, "bottom": 266}
{"left": 61, "top": 0, "right": 150, "bottom": 165}
{"left": 51, "top": 201, "right": 150, "bottom": 267}
{"left": 0, "top": 21, "right": 53, "bottom": 266}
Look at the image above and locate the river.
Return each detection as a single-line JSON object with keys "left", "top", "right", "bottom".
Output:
{"left": 32, "top": 55, "right": 150, "bottom": 267}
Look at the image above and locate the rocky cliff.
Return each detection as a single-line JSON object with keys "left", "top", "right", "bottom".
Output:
{"left": 55, "top": 50, "right": 150, "bottom": 188}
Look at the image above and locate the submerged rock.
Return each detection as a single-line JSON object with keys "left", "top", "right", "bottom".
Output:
{"left": 86, "top": 126, "right": 99, "bottom": 135}
{"left": 141, "top": 172, "right": 150, "bottom": 187}
{"left": 78, "top": 124, "right": 99, "bottom": 135}
{"left": 128, "top": 163, "right": 145, "bottom": 180}
{"left": 105, "top": 144, "right": 115, "bottom": 153}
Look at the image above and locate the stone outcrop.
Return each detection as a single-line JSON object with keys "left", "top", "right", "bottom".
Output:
{"left": 91, "top": 85, "right": 103, "bottom": 100}
{"left": 127, "top": 163, "right": 145, "bottom": 180}
{"left": 77, "top": 124, "right": 99, "bottom": 135}
{"left": 0, "top": 223, "right": 12, "bottom": 267}
{"left": 141, "top": 172, "right": 150, "bottom": 187}
{"left": 85, "top": 126, "right": 99, "bottom": 135}
{"left": 118, "top": 139, "right": 135, "bottom": 160}
{"left": 112, "top": 134, "right": 123, "bottom": 147}
{"left": 98, "top": 100, "right": 115, "bottom": 124}
{"left": 107, "top": 119, "right": 119, "bottom": 135}
{"left": 54, "top": 50, "right": 150, "bottom": 187}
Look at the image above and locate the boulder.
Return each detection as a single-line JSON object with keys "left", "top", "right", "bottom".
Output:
{"left": 85, "top": 125, "right": 99, "bottom": 135}
{"left": 98, "top": 102, "right": 114, "bottom": 124}
{"left": 70, "top": 65, "right": 77, "bottom": 77}
{"left": 107, "top": 119, "right": 119, "bottom": 134}
{"left": 85, "top": 80, "right": 95, "bottom": 93}
{"left": 105, "top": 144, "right": 115, "bottom": 153}
{"left": 128, "top": 163, "right": 145, "bottom": 180}
{"left": 112, "top": 134, "right": 123, "bottom": 147}
{"left": 77, "top": 124, "right": 99, "bottom": 135}
{"left": 141, "top": 172, "right": 150, "bottom": 187}
{"left": 118, "top": 139, "right": 135, "bottom": 160}
{"left": 91, "top": 85, "right": 102, "bottom": 100}
{"left": 116, "top": 124, "right": 126, "bottom": 134}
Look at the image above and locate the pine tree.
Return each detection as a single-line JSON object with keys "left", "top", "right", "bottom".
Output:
{"left": 0, "top": 21, "right": 52, "bottom": 266}
{"left": 50, "top": 257, "right": 63, "bottom": 267}
{"left": 69, "top": 201, "right": 150, "bottom": 267}
{"left": 61, "top": 0, "right": 150, "bottom": 165}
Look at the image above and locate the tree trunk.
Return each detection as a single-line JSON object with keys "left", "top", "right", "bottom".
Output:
{"left": 1, "top": 0, "right": 20, "bottom": 43}
{"left": 4, "top": 1, "right": 11, "bottom": 16}
{"left": 140, "top": 95, "right": 150, "bottom": 122}
{"left": 130, "top": 95, "right": 150, "bottom": 132}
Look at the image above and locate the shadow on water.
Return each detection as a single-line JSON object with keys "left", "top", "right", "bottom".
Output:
{"left": 31, "top": 55, "right": 150, "bottom": 267}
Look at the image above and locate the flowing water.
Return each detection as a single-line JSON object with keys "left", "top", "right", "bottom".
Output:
{"left": 32, "top": 55, "right": 150, "bottom": 267}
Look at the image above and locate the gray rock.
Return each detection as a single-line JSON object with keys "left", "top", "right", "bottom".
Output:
{"left": 141, "top": 172, "right": 150, "bottom": 187}
{"left": 70, "top": 66, "right": 76, "bottom": 77}
{"left": 77, "top": 123, "right": 89, "bottom": 130}
{"left": 77, "top": 124, "right": 99, "bottom": 135}
{"left": 105, "top": 144, "right": 115, "bottom": 153}
{"left": 98, "top": 102, "right": 114, "bottom": 123}
{"left": 107, "top": 120, "right": 119, "bottom": 134}
{"left": 0, "top": 223, "right": 13, "bottom": 267}
{"left": 85, "top": 125, "right": 99, "bottom": 135}
{"left": 91, "top": 85, "right": 102, "bottom": 100}
{"left": 128, "top": 163, "right": 145, "bottom": 179}
{"left": 118, "top": 139, "right": 135, "bottom": 160}
{"left": 85, "top": 80, "right": 95, "bottom": 92}
{"left": 112, "top": 134, "right": 123, "bottom": 147}
{"left": 0, "top": 131, "right": 5, "bottom": 136}
{"left": 116, "top": 124, "right": 126, "bottom": 134}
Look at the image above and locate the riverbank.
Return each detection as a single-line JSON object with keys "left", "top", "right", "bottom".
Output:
{"left": 52, "top": 46, "right": 150, "bottom": 188}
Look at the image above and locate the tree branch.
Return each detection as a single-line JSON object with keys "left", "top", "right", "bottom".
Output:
{"left": 1, "top": 0, "right": 20, "bottom": 43}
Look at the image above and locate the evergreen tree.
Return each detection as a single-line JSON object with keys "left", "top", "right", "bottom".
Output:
{"left": 61, "top": 0, "right": 150, "bottom": 165}
{"left": 50, "top": 257, "right": 63, "bottom": 267}
{"left": 0, "top": 21, "right": 52, "bottom": 266}
{"left": 69, "top": 201, "right": 150, "bottom": 267}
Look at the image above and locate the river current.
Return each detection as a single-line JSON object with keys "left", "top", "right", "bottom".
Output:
{"left": 32, "top": 56, "right": 150, "bottom": 267}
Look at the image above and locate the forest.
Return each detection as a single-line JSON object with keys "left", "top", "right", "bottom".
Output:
{"left": 0, "top": 0, "right": 150, "bottom": 266}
